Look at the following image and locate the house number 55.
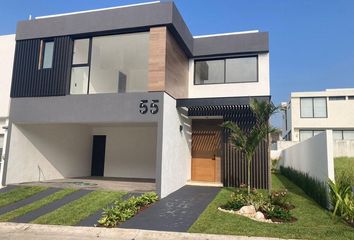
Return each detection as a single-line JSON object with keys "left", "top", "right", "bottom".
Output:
{"left": 139, "top": 100, "right": 159, "bottom": 114}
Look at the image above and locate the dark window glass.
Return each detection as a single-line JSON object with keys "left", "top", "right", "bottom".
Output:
{"left": 225, "top": 57, "right": 257, "bottom": 83}
{"left": 348, "top": 96, "right": 354, "bottom": 100}
{"left": 329, "top": 96, "right": 346, "bottom": 101}
{"left": 194, "top": 60, "right": 224, "bottom": 84}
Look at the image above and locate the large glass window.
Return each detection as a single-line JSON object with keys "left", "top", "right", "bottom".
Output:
{"left": 343, "top": 131, "right": 354, "bottom": 140}
{"left": 225, "top": 57, "right": 257, "bottom": 83}
{"left": 194, "top": 56, "right": 258, "bottom": 85}
{"left": 42, "top": 41, "right": 54, "bottom": 69}
{"left": 70, "top": 39, "right": 90, "bottom": 94}
{"left": 333, "top": 130, "right": 354, "bottom": 140}
{"left": 89, "top": 32, "right": 149, "bottom": 94}
{"left": 300, "top": 97, "right": 327, "bottom": 118}
{"left": 194, "top": 60, "right": 224, "bottom": 84}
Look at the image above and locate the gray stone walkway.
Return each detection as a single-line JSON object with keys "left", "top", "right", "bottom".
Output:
{"left": 120, "top": 185, "right": 220, "bottom": 232}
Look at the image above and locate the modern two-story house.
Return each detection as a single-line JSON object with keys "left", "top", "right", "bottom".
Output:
{"left": 1, "top": 1, "right": 270, "bottom": 198}
{"left": 281, "top": 88, "right": 354, "bottom": 142}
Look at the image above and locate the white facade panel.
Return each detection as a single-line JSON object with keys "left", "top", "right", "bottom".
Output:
{"left": 92, "top": 125, "right": 157, "bottom": 179}
{"left": 6, "top": 124, "right": 92, "bottom": 184}
{"left": 160, "top": 93, "right": 191, "bottom": 198}
{"left": 188, "top": 53, "right": 270, "bottom": 98}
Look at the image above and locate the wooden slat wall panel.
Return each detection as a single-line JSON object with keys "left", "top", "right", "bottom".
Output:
{"left": 148, "top": 26, "right": 189, "bottom": 99}
{"left": 11, "top": 36, "right": 73, "bottom": 98}
{"left": 165, "top": 29, "right": 189, "bottom": 98}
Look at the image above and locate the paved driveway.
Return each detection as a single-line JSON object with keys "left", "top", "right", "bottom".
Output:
{"left": 120, "top": 185, "right": 220, "bottom": 232}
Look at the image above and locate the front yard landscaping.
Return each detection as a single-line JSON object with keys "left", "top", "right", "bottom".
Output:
{"left": 189, "top": 174, "right": 354, "bottom": 240}
{"left": 334, "top": 157, "right": 354, "bottom": 185}
{"left": 33, "top": 190, "right": 125, "bottom": 225}
{"left": 0, "top": 186, "right": 47, "bottom": 208}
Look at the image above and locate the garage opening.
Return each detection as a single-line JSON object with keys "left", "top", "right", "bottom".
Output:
{"left": 6, "top": 123, "right": 157, "bottom": 190}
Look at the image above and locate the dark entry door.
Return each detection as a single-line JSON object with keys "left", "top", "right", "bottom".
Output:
{"left": 91, "top": 135, "right": 106, "bottom": 176}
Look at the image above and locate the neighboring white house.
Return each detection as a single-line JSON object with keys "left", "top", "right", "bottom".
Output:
{"left": 0, "top": 34, "right": 15, "bottom": 155}
{"left": 281, "top": 88, "right": 354, "bottom": 142}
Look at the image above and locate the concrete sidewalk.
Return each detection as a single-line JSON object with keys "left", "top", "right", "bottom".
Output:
{"left": 0, "top": 222, "right": 290, "bottom": 240}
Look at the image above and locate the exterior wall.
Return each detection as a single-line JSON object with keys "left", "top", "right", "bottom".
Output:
{"left": 9, "top": 92, "right": 163, "bottom": 124}
{"left": 11, "top": 37, "right": 72, "bottom": 98}
{"left": 148, "top": 27, "right": 189, "bottom": 99}
{"left": 333, "top": 140, "right": 354, "bottom": 157}
{"left": 6, "top": 124, "right": 92, "bottom": 184}
{"left": 92, "top": 125, "right": 157, "bottom": 179}
{"left": 160, "top": 93, "right": 191, "bottom": 198}
{"left": 279, "top": 130, "right": 335, "bottom": 184}
{"left": 0, "top": 34, "right": 15, "bottom": 136}
{"left": 187, "top": 53, "right": 270, "bottom": 98}
{"left": 286, "top": 89, "right": 354, "bottom": 141}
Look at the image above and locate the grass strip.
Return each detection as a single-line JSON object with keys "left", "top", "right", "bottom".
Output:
{"left": 0, "top": 188, "right": 77, "bottom": 222}
{"left": 32, "top": 190, "right": 125, "bottom": 225}
{"left": 188, "top": 174, "right": 354, "bottom": 240}
{"left": 0, "top": 186, "right": 47, "bottom": 208}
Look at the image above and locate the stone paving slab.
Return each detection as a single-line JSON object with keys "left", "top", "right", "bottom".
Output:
{"left": 120, "top": 186, "right": 220, "bottom": 232}
{"left": 0, "top": 185, "right": 18, "bottom": 194}
{"left": 76, "top": 192, "right": 142, "bottom": 227}
{"left": 11, "top": 189, "right": 91, "bottom": 223}
{"left": 0, "top": 222, "right": 292, "bottom": 240}
{"left": 0, "top": 188, "right": 61, "bottom": 216}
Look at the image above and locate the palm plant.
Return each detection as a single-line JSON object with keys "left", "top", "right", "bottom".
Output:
{"left": 222, "top": 99, "right": 278, "bottom": 194}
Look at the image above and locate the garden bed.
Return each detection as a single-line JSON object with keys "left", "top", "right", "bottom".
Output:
{"left": 189, "top": 174, "right": 354, "bottom": 240}
{"left": 97, "top": 192, "right": 158, "bottom": 227}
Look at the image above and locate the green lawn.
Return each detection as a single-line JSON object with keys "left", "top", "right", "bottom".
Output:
{"left": 0, "top": 186, "right": 47, "bottom": 208}
{"left": 189, "top": 174, "right": 354, "bottom": 240}
{"left": 32, "top": 190, "right": 125, "bottom": 225}
{"left": 0, "top": 188, "right": 77, "bottom": 222}
{"left": 334, "top": 157, "right": 354, "bottom": 184}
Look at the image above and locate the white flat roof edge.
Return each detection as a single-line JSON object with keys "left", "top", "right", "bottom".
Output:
{"left": 193, "top": 30, "right": 260, "bottom": 38}
{"left": 35, "top": 1, "right": 160, "bottom": 19}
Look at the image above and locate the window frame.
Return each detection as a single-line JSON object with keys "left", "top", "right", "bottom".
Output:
{"left": 299, "top": 129, "right": 324, "bottom": 141}
{"left": 300, "top": 97, "right": 327, "bottom": 118}
{"left": 39, "top": 39, "right": 55, "bottom": 69}
{"left": 329, "top": 96, "right": 346, "bottom": 101}
{"left": 193, "top": 55, "right": 258, "bottom": 85}
{"left": 69, "top": 37, "right": 92, "bottom": 94}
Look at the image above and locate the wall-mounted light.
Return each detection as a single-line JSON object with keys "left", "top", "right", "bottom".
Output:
{"left": 179, "top": 125, "right": 183, "bottom": 132}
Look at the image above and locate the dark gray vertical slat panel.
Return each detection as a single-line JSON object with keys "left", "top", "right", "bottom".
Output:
{"left": 11, "top": 36, "right": 72, "bottom": 98}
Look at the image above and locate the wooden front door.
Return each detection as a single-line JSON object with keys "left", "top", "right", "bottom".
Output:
{"left": 192, "top": 119, "right": 222, "bottom": 182}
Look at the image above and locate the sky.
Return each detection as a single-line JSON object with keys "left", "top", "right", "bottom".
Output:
{"left": 1, "top": 0, "right": 354, "bottom": 127}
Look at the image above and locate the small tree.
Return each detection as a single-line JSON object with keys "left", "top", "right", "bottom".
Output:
{"left": 222, "top": 99, "right": 278, "bottom": 194}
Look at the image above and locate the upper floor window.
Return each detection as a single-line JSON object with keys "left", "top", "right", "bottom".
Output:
{"left": 69, "top": 32, "right": 149, "bottom": 95}
{"left": 300, "top": 97, "right": 327, "bottom": 118}
{"left": 194, "top": 56, "right": 258, "bottom": 85}
{"left": 329, "top": 96, "right": 346, "bottom": 101}
{"left": 40, "top": 40, "right": 54, "bottom": 69}
{"left": 348, "top": 96, "right": 354, "bottom": 100}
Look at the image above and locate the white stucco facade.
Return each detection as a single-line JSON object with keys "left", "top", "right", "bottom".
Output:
{"left": 282, "top": 88, "right": 354, "bottom": 142}
{"left": 159, "top": 93, "right": 192, "bottom": 198}
{"left": 0, "top": 34, "right": 15, "bottom": 152}
{"left": 188, "top": 53, "right": 270, "bottom": 98}
{"left": 6, "top": 124, "right": 92, "bottom": 184}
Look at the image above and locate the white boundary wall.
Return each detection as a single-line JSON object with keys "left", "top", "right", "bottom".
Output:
{"left": 334, "top": 140, "right": 354, "bottom": 157}
{"left": 279, "top": 130, "right": 335, "bottom": 183}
